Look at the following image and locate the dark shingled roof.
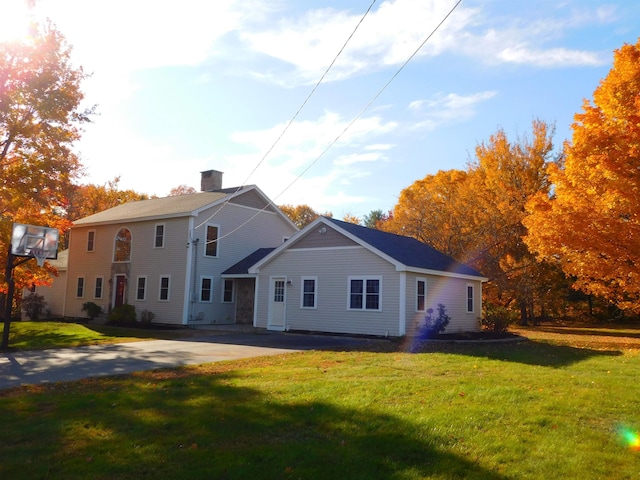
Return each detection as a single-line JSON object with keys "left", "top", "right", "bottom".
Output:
{"left": 222, "top": 247, "right": 275, "bottom": 275}
{"left": 325, "top": 217, "right": 485, "bottom": 278}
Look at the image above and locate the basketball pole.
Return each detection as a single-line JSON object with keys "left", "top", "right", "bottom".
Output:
{"left": 2, "top": 244, "right": 38, "bottom": 350}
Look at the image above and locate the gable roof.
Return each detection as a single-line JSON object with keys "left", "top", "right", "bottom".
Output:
{"left": 250, "top": 216, "right": 487, "bottom": 281}
{"left": 72, "top": 185, "right": 296, "bottom": 229}
{"left": 222, "top": 247, "right": 275, "bottom": 276}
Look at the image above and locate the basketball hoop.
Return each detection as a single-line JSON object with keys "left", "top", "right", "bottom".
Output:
{"left": 31, "top": 248, "right": 49, "bottom": 267}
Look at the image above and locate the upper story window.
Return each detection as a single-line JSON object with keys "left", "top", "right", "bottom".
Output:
{"left": 114, "top": 228, "right": 132, "bottom": 262}
{"left": 301, "top": 277, "right": 317, "bottom": 309}
{"left": 87, "top": 230, "right": 95, "bottom": 252}
{"left": 205, "top": 224, "right": 219, "bottom": 257}
{"left": 154, "top": 224, "right": 165, "bottom": 248}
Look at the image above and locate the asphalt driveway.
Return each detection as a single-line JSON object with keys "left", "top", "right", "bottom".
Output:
{"left": 0, "top": 332, "right": 382, "bottom": 390}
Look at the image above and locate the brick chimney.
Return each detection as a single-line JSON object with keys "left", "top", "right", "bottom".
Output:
{"left": 200, "top": 170, "right": 223, "bottom": 191}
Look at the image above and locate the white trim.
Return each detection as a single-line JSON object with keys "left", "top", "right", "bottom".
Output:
{"left": 204, "top": 223, "right": 220, "bottom": 258}
{"left": 416, "top": 277, "right": 427, "bottom": 312}
{"left": 135, "top": 275, "right": 147, "bottom": 301}
{"left": 466, "top": 283, "right": 475, "bottom": 313}
{"left": 222, "top": 279, "right": 235, "bottom": 303}
{"left": 154, "top": 223, "right": 165, "bottom": 248}
{"left": 76, "top": 276, "right": 85, "bottom": 298}
{"left": 199, "top": 275, "right": 214, "bottom": 303}
{"left": 94, "top": 276, "right": 104, "bottom": 299}
{"left": 86, "top": 230, "right": 96, "bottom": 252}
{"left": 300, "top": 276, "right": 318, "bottom": 309}
{"left": 347, "top": 275, "right": 382, "bottom": 312}
{"left": 159, "top": 275, "right": 171, "bottom": 302}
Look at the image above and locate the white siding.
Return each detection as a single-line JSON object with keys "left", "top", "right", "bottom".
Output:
{"left": 255, "top": 246, "right": 402, "bottom": 336}
{"left": 405, "top": 273, "right": 482, "bottom": 335}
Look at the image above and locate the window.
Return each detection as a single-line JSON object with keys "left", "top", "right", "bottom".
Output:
{"left": 301, "top": 277, "right": 317, "bottom": 308}
{"left": 222, "top": 279, "right": 234, "bottom": 303}
{"left": 114, "top": 228, "right": 132, "bottom": 262}
{"left": 200, "top": 276, "right": 213, "bottom": 302}
{"left": 87, "top": 230, "right": 95, "bottom": 252}
{"left": 154, "top": 224, "right": 165, "bottom": 248}
{"left": 416, "top": 279, "right": 426, "bottom": 311}
{"left": 94, "top": 277, "right": 103, "bottom": 299}
{"left": 273, "top": 280, "right": 285, "bottom": 302}
{"left": 466, "top": 284, "right": 475, "bottom": 313}
{"left": 76, "top": 277, "right": 85, "bottom": 298}
{"left": 159, "top": 276, "right": 170, "bottom": 301}
{"left": 348, "top": 277, "right": 381, "bottom": 311}
{"left": 136, "top": 276, "right": 147, "bottom": 301}
{"left": 205, "top": 225, "right": 219, "bottom": 257}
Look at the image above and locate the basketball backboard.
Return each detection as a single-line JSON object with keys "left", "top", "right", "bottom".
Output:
{"left": 10, "top": 223, "right": 59, "bottom": 260}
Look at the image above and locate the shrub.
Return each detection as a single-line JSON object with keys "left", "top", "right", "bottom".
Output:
{"left": 108, "top": 304, "right": 137, "bottom": 326}
{"left": 481, "top": 304, "right": 518, "bottom": 332}
{"left": 140, "top": 309, "right": 155, "bottom": 325}
{"left": 22, "top": 293, "right": 47, "bottom": 321}
{"left": 418, "top": 303, "right": 451, "bottom": 338}
{"left": 81, "top": 302, "right": 103, "bottom": 321}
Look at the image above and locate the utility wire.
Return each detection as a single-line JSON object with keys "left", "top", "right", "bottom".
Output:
{"left": 194, "top": 0, "right": 378, "bottom": 231}
{"left": 199, "top": 0, "right": 463, "bottom": 245}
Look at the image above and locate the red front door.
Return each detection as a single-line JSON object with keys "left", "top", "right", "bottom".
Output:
{"left": 114, "top": 275, "right": 126, "bottom": 308}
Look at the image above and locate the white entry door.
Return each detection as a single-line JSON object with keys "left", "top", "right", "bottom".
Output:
{"left": 268, "top": 277, "right": 286, "bottom": 330}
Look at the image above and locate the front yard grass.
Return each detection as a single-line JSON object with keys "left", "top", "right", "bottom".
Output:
{"left": 1, "top": 325, "right": 640, "bottom": 478}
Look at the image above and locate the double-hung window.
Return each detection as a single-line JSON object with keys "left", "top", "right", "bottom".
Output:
{"left": 416, "top": 278, "right": 426, "bottom": 312}
{"left": 301, "top": 277, "right": 317, "bottom": 309}
{"left": 154, "top": 224, "right": 165, "bottom": 248}
{"left": 76, "top": 277, "right": 85, "bottom": 298}
{"left": 222, "top": 280, "right": 234, "bottom": 303}
{"left": 159, "top": 276, "right": 170, "bottom": 301}
{"left": 136, "top": 276, "right": 147, "bottom": 301}
{"left": 466, "top": 284, "right": 475, "bottom": 313}
{"left": 94, "top": 277, "right": 103, "bottom": 299}
{"left": 348, "top": 276, "right": 381, "bottom": 311}
{"left": 200, "top": 276, "right": 213, "bottom": 302}
{"left": 205, "top": 225, "right": 219, "bottom": 257}
{"left": 87, "top": 231, "right": 95, "bottom": 252}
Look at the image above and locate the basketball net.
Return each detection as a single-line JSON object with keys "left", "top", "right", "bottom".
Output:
{"left": 31, "top": 247, "right": 48, "bottom": 267}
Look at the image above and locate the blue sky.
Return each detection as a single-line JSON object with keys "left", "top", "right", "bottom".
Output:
{"left": 22, "top": 0, "right": 640, "bottom": 218}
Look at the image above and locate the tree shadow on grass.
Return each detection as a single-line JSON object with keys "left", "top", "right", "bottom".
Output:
{"left": 0, "top": 370, "right": 508, "bottom": 480}
{"left": 405, "top": 338, "right": 622, "bottom": 368}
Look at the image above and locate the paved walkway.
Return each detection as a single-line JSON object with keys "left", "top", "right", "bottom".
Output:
{"left": 0, "top": 332, "right": 380, "bottom": 390}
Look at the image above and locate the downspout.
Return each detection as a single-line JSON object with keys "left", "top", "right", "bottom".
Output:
{"left": 189, "top": 237, "right": 199, "bottom": 322}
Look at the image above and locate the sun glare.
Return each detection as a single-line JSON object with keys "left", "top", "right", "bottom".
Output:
{"left": 0, "top": 2, "right": 32, "bottom": 44}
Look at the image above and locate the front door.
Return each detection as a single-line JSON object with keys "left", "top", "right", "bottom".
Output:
{"left": 114, "top": 275, "right": 126, "bottom": 308}
{"left": 268, "top": 277, "right": 286, "bottom": 330}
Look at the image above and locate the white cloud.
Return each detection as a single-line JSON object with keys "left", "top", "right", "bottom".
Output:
{"left": 409, "top": 91, "right": 497, "bottom": 130}
{"left": 497, "top": 46, "right": 603, "bottom": 67}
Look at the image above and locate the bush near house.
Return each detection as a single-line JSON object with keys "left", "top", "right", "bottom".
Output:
{"left": 21, "top": 293, "right": 47, "bottom": 321}
{"left": 107, "top": 304, "right": 137, "bottom": 326}
{"left": 81, "top": 302, "right": 103, "bottom": 321}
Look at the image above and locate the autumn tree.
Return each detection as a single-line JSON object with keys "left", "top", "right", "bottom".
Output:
{"left": 66, "top": 177, "right": 150, "bottom": 223}
{"left": 383, "top": 169, "right": 474, "bottom": 260}
{"left": 342, "top": 213, "right": 361, "bottom": 225}
{"left": 279, "top": 204, "right": 332, "bottom": 229}
{"left": 1, "top": 20, "right": 91, "bottom": 290}
{"left": 525, "top": 39, "right": 640, "bottom": 314}
{"left": 363, "top": 209, "right": 391, "bottom": 229}
{"left": 169, "top": 184, "right": 197, "bottom": 196}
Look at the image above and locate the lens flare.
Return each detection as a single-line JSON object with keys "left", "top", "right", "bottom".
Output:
{"left": 618, "top": 427, "right": 640, "bottom": 451}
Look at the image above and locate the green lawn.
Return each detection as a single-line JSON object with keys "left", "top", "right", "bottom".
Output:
{"left": 1, "top": 325, "right": 640, "bottom": 479}
{"left": 4, "top": 321, "right": 195, "bottom": 350}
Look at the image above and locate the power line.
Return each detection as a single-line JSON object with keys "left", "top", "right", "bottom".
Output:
{"left": 194, "top": 0, "right": 378, "bottom": 231}
{"left": 200, "top": 0, "right": 463, "bottom": 245}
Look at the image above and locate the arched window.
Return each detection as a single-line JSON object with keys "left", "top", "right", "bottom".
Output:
{"left": 114, "top": 228, "right": 132, "bottom": 262}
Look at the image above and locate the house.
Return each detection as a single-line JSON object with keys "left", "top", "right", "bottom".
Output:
{"left": 226, "top": 216, "right": 487, "bottom": 337}
{"left": 59, "top": 170, "right": 298, "bottom": 325}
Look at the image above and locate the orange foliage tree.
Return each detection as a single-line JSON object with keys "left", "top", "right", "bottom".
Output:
{"left": 525, "top": 39, "right": 640, "bottom": 313}
{"left": 279, "top": 204, "right": 332, "bottom": 229}
{"left": 1, "top": 21, "right": 91, "bottom": 292}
